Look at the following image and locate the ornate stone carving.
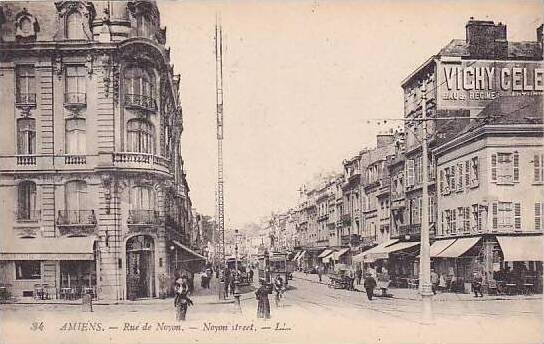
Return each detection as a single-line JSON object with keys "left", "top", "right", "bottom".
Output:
{"left": 15, "top": 8, "right": 40, "bottom": 43}
{"left": 53, "top": 54, "right": 63, "bottom": 78}
{"left": 86, "top": 53, "right": 93, "bottom": 76}
{"left": 54, "top": 1, "right": 96, "bottom": 41}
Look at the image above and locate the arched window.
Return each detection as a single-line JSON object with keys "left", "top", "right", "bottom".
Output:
{"left": 66, "top": 11, "right": 85, "bottom": 40}
{"left": 17, "top": 181, "right": 36, "bottom": 220}
{"left": 127, "top": 119, "right": 155, "bottom": 154}
{"left": 124, "top": 67, "right": 153, "bottom": 99}
{"left": 136, "top": 14, "right": 152, "bottom": 37}
{"left": 17, "top": 118, "right": 36, "bottom": 155}
{"left": 65, "top": 180, "right": 88, "bottom": 211}
{"left": 65, "top": 118, "right": 86, "bottom": 154}
{"left": 130, "top": 185, "right": 155, "bottom": 210}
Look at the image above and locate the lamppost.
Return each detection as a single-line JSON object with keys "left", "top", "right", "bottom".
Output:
{"left": 233, "top": 229, "right": 242, "bottom": 311}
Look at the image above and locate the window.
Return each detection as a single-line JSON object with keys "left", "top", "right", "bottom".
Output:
{"left": 16, "top": 66, "right": 35, "bottom": 103}
{"left": 66, "top": 11, "right": 85, "bottom": 40}
{"left": 415, "top": 156, "right": 423, "bottom": 184}
{"left": 17, "top": 181, "right": 36, "bottom": 220}
{"left": 491, "top": 201, "right": 521, "bottom": 231}
{"left": 406, "top": 159, "right": 415, "bottom": 187}
{"left": 17, "top": 118, "right": 36, "bottom": 155}
{"left": 65, "top": 66, "right": 86, "bottom": 103}
{"left": 65, "top": 180, "right": 88, "bottom": 211}
{"left": 471, "top": 204, "right": 481, "bottom": 232}
{"left": 65, "top": 118, "right": 86, "bottom": 154}
{"left": 127, "top": 119, "right": 155, "bottom": 154}
{"left": 457, "top": 163, "right": 464, "bottom": 192}
{"left": 16, "top": 261, "right": 41, "bottom": 280}
{"left": 136, "top": 14, "right": 152, "bottom": 37}
{"left": 463, "top": 207, "right": 470, "bottom": 232}
{"left": 450, "top": 166, "right": 456, "bottom": 191}
{"left": 491, "top": 152, "right": 519, "bottom": 184}
{"left": 534, "top": 154, "right": 544, "bottom": 183}
{"left": 535, "top": 203, "right": 544, "bottom": 231}
{"left": 131, "top": 186, "right": 156, "bottom": 210}
{"left": 125, "top": 67, "right": 153, "bottom": 98}
{"left": 428, "top": 196, "right": 435, "bottom": 224}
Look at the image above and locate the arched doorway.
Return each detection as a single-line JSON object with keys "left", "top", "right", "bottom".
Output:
{"left": 126, "top": 235, "right": 155, "bottom": 300}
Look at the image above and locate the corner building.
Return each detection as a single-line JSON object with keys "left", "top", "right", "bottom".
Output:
{"left": 0, "top": 1, "right": 199, "bottom": 301}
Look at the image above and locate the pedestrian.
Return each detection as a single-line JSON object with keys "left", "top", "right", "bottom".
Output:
{"left": 256, "top": 278, "right": 272, "bottom": 319}
{"left": 200, "top": 270, "right": 208, "bottom": 289}
{"left": 347, "top": 268, "right": 355, "bottom": 291}
{"left": 229, "top": 270, "right": 236, "bottom": 295}
{"left": 356, "top": 268, "right": 363, "bottom": 285}
{"left": 363, "top": 273, "right": 377, "bottom": 300}
{"left": 317, "top": 265, "right": 323, "bottom": 283}
{"left": 431, "top": 269, "right": 439, "bottom": 295}
{"left": 472, "top": 271, "right": 484, "bottom": 297}
{"left": 249, "top": 268, "right": 254, "bottom": 283}
{"left": 174, "top": 275, "right": 193, "bottom": 321}
{"left": 223, "top": 267, "right": 230, "bottom": 298}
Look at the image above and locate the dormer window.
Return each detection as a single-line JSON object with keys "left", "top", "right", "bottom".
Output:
{"left": 66, "top": 11, "right": 85, "bottom": 40}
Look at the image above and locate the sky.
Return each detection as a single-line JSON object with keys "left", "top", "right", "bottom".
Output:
{"left": 158, "top": 0, "right": 543, "bottom": 228}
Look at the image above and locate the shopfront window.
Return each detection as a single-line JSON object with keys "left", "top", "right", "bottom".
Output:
{"left": 15, "top": 260, "right": 41, "bottom": 280}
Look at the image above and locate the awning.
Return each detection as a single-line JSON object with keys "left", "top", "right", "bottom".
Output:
{"left": 436, "top": 237, "right": 481, "bottom": 258}
{"left": 384, "top": 241, "right": 420, "bottom": 254}
{"left": 0, "top": 237, "right": 97, "bottom": 260}
{"left": 318, "top": 249, "right": 334, "bottom": 258}
{"left": 430, "top": 239, "right": 457, "bottom": 257}
{"left": 323, "top": 254, "right": 334, "bottom": 264}
{"left": 332, "top": 248, "right": 350, "bottom": 261}
{"left": 360, "top": 239, "right": 400, "bottom": 262}
{"left": 497, "top": 235, "right": 543, "bottom": 262}
{"left": 292, "top": 251, "right": 302, "bottom": 261}
{"left": 172, "top": 240, "right": 206, "bottom": 261}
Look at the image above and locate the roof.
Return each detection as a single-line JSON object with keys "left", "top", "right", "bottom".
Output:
{"left": 438, "top": 39, "right": 542, "bottom": 59}
{"left": 460, "top": 95, "right": 543, "bottom": 134}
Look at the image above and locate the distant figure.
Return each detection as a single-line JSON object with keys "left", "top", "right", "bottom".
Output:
{"left": 317, "top": 265, "right": 323, "bottom": 282}
{"left": 174, "top": 275, "right": 193, "bottom": 321}
{"left": 256, "top": 278, "right": 272, "bottom": 319}
{"left": 249, "top": 268, "right": 254, "bottom": 283}
{"left": 273, "top": 275, "right": 285, "bottom": 307}
{"left": 363, "top": 273, "right": 377, "bottom": 301}
{"left": 356, "top": 268, "right": 363, "bottom": 285}
{"left": 431, "top": 269, "right": 439, "bottom": 295}
{"left": 223, "top": 267, "right": 230, "bottom": 298}
{"left": 347, "top": 268, "right": 355, "bottom": 291}
{"left": 472, "top": 271, "right": 484, "bottom": 297}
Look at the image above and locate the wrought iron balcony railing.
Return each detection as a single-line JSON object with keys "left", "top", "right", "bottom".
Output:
{"left": 64, "top": 92, "right": 87, "bottom": 107}
{"left": 16, "top": 209, "right": 41, "bottom": 222}
{"left": 56, "top": 210, "right": 97, "bottom": 226}
{"left": 16, "top": 93, "right": 37, "bottom": 106}
{"left": 124, "top": 93, "right": 157, "bottom": 112}
{"left": 128, "top": 210, "right": 162, "bottom": 225}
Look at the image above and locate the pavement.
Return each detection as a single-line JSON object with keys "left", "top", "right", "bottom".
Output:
{"left": 1, "top": 273, "right": 542, "bottom": 344}
{"left": 293, "top": 271, "right": 542, "bottom": 302}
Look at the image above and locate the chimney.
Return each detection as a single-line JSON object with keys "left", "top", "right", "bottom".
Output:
{"left": 466, "top": 18, "right": 508, "bottom": 59}
{"left": 376, "top": 134, "right": 394, "bottom": 148}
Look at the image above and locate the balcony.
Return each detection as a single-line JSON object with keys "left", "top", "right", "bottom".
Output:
{"left": 56, "top": 210, "right": 97, "bottom": 229}
{"left": 15, "top": 93, "right": 37, "bottom": 107}
{"left": 16, "top": 155, "right": 37, "bottom": 166}
{"left": 16, "top": 209, "right": 41, "bottom": 223}
{"left": 392, "top": 223, "right": 421, "bottom": 239}
{"left": 112, "top": 152, "right": 170, "bottom": 173}
{"left": 127, "top": 210, "right": 162, "bottom": 226}
{"left": 64, "top": 155, "right": 86, "bottom": 165}
{"left": 64, "top": 92, "right": 87, "bottom": 109}
{"left": 124, "top": 94, "right": 157, "bottom": 112}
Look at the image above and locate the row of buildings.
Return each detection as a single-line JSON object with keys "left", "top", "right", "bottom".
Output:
{"left": 0, "top": 1, "right": 208, "bottom": 301}
{"left": 261, "top": 19, "right": 544, "bottom": 292}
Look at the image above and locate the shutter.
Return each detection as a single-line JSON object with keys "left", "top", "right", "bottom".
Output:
{"left": 535, "top": 154, "right": 540, "bottom": 183}
{"left": 458, "top": 164, "right": 463, "bottom": 191}
{"left": 407, "top": 160, "right": 415, "bottom": 187}
{"left": 452, "top": 209, "right": 457, "bottom": 232}
{"left": 514, "top": 202, "right": 521, "bottom": 230}
{"left": 491, "top": 154, "right": 497, "bottom": 181}
{"left": 492, "top": 202, "right": 498, "bottom": 230}
{"left": 513, "top": 152, "right": 519, "bottom": 182}
{"left": 465, "top": 161, "right": 470, "bottom": 186}
{"left": 535, "top": 203, "right": 541, "bottom": 231}
{"left": 451, "top": 166, "right": 456, "bottom": 191}
{"left": 439, "top": 170, "right": 444, "bottom": 194}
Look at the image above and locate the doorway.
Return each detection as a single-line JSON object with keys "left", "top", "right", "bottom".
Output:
{"left": 126, "top": 235, "right": 155, "bottom": 300}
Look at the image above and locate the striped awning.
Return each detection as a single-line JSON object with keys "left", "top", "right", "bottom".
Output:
{"left": 0, "top": 237, "right": 97, "bottom": 260}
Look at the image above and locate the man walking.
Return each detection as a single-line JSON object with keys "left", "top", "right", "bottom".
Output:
{"left": 356, "top": 268, "right": 363, "bottom": 285}
{"left": 472, "top": 270, "right": 484, "bottom": 297}
{"left": 363, "top": 273, "right": 377, "bottom": 300}
{"left": 317, "top": 265, "right": 323, "bottom": 283}
{"left": 431, "top": 269, "right": 439, "bottom": 295}
{"left": 223, "top": 266, "right": 230, "bottom": 298}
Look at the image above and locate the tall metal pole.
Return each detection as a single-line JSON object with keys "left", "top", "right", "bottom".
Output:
{"left": 215, "top": 15, "right": 226, "bottom": 299}
{"left": 419, "top": 83, "right": 433, "bottom": 324}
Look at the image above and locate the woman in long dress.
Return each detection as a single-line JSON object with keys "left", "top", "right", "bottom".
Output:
{"left": 255, "top": 278, "right": 272, "bottom": 319}
{"left": 174, "top": 275, "right": 193, "bottom": 321}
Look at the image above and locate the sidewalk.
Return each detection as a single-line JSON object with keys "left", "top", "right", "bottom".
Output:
{"left": 292, "top": 271, "right": 542, "bottom": 302}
